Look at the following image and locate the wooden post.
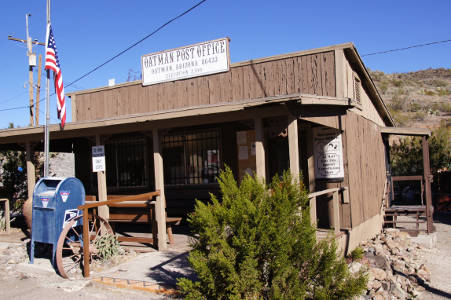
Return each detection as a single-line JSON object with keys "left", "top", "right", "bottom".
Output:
{"left": 422, "top": 136, "right": 433, "bottom": 233}
{"left": 287, "top": 115, "right": 300, "bottom": 182}
{"left": 25, "top": 142, "right": 36, "bottom": 202}
{"left": 309, "top": 196, "right": 317, "bottom": 227}
{"left": 153, "top": 129, "right": 168, "bottom": 250}
{"left": 82, "top": 208, "right": 90, "bottom": 277}
{"left": 95, "top": 135, "right": 109, "bottom": 220}
{"left": 305, "top": 125, "right": 316, "bottom": 192}
{"left": 254, "top": 117, "right": 266, "bottom": 182}
{"left": 332, "top": 191, "right": 341, "bottom": 235}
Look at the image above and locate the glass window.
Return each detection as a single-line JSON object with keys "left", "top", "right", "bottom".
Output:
{"left": 162, "top": 129, "right": 221, "bottom": 185}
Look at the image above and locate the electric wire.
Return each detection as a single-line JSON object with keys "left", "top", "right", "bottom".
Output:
{"left": 0, "top": 0, "right": 207, "bottom": 113}
{"left": 362, "top": 39, "right": 451, "bottom": 57}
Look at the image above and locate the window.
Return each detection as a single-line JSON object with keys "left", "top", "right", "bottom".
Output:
{"left": 105, "top": 135, "right": 148, "bottom": 188}
{"left": 162, "top": 129, "right": 221, "bottom": 185}
{"left": 353, "top": 75, "right": 362, "bottom": 104}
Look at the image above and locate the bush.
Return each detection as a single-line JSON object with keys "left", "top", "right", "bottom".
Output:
{"left": 93, "top": 232, "right": 121, "bottom": 262}
{"left": 177, "top": 168, "right": 367, "bottom": 299}
{"left": 390, "top": 122, "right": 451, "bottom": 176}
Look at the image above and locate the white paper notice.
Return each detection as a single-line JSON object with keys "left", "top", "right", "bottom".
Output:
{"left": 239, "top": 146, "right": 248, "bottom": 160}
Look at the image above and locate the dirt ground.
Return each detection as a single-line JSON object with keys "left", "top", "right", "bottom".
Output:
{"left": 0, "top": 213, "right": 450, "bottom": 299}
{"left": 420, "top": 212, "right": 451, "bottom": 299}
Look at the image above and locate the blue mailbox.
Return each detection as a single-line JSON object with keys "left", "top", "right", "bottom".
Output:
{"left": 30, "top": 177, "right": 85, "bottom": 265}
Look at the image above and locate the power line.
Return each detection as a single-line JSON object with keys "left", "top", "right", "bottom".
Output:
{"left": 362, "top": 39, "right": 451, "bottom": 57}
{"left": 1, "top": 0, "right": 207, "bottom": 113}
{"left": 65, "top": 0, "right": 207, "bottom": 88}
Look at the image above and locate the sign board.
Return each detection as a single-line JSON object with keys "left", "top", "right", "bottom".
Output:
{"left": 313, "top": 127, "right": 344, "bottom": 181}
{"left": 92, "top": 145, "right": 105, "bottom": 172}
{"left": 141, "top": 38, "right": 230, "bottom": 86}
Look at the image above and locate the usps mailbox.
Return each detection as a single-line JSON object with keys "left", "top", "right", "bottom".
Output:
{"left": 30, "top": 177, "right": 85, "bottom": 265}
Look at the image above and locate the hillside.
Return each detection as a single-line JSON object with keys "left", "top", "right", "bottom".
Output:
{"left": 370, "top": 68, "right": 451, "bottom": 129}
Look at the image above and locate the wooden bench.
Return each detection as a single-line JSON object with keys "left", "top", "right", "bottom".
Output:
{"left": 86, "top": 193, "right": 182, "bottom": 245}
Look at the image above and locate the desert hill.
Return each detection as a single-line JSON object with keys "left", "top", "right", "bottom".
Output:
{"left": 369, "top": 68, "right": 450, "bottom": 129}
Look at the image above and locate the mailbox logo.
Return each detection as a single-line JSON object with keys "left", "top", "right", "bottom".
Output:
{"left": 63, "top": 209, "right": 78, "bottom": 229}
{"left": 60, "top": 191, "right": 70, "bottom": 203}
{"left": 40, "top": 197, "right": 49, "bottom": 208}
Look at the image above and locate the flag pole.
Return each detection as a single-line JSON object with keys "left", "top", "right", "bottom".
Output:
{"left": 44, "top": 0, "right": 50, "bottom": 177}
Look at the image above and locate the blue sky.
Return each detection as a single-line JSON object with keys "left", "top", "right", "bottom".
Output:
{"left": 1, "top": 0, "right": 450, "bottom": 129}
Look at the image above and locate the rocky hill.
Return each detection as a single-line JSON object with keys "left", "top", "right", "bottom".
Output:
{"left": 370, "top": 68, "right": 451, "bottom": 129}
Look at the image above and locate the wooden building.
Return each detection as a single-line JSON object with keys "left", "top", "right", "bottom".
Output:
{"left": 0, "top": 42, "right": 433, "bottom": 252}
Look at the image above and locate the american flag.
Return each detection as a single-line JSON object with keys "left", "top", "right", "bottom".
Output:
{"left": 45, "top": 24, "right": 66, "bottom": 128}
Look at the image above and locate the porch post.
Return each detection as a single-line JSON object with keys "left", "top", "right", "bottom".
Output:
{"left": 254, "top": 117, "right": 266, "bottom": 182}
{"left": 25, "top": 142, "right": 36, "bottom": 201}
{"left": 422, "top": 136, "right": 434, "bottom": 233}
{"left": 287, "top": 115, "right": 300, "bottom": 182}
{"left": 153, "top": 129, "right": 168, "bottom": 250}
{"left": 96, "top": 135, "right": 109, "bottom": 220}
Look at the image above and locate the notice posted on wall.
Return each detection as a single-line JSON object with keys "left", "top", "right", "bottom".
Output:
{"left": 312, "top": 127, "right": 344, "bottom": 181}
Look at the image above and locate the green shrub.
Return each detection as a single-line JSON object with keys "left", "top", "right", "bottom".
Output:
{"left": 177, "top": 168, "right": 367, "bottom": 299}
{"left": 424, "top": 89, "right": 435, "bottom": 96}
{"left": 94, "top": 232, "right": 121, "bottom": 262}
{"left": 349, "top": 247, "right": 364, "bottom": 261}
{"left": 437, "top": 88, "right": 450, "bottom": 97}
{"left": 390, "top": 123, "right": 451, "bottom": 175}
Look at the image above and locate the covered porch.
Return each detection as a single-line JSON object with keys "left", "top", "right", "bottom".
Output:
{"left": 0, "top": 93, "right": 356, "bottom": 251}
{"left": 381, "top": 127, "right": 434, "bottom": 235}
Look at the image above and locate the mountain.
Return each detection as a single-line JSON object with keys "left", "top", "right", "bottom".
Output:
{"left": 370, "top": 68, "right": 451, "bottom": 129}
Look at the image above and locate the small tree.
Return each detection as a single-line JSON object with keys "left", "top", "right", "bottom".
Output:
{"left": 390, "top": 122, "right": 451, "bottom": 176}
{"left": 178, "top": 168, "right": 367, "bottom": 299}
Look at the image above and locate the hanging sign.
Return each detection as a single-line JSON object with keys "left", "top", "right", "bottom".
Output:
{"left": 141, "top": 38, "right": 230, "bottom": 86}
{"left": 92, "top": 145, "right": 105, "bottom": 172}
{"left": 313, "top": 127, "right": 344, "bottom": 181}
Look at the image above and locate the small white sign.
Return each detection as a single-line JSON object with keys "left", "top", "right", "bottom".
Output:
{"left": 92, "top": 145, "right": 105, "bottom": 172}
{"left": 141, "top": 38, "right": 230, "bottom": 86}
{"left": 313, "top": 127, "right": 344, "bottom": 180}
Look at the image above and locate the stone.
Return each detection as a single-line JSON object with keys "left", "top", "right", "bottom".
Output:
{"left": 372, "top": 254, "right": 391, "bottom": 270}
{"left": 370, "top": 267, "right": 387, "bottom": 281}
{"left": 417, "top": 268, "right": 430, "bottom": 282}
{"left": 390, "top": 282, "right": 407, "bottom": 300}
{"left": 349, "top": 262, "right": 363, "bottom": 274}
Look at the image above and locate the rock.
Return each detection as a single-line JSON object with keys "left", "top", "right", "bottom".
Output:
{"left": 372, "top": 294, "right": 385, "bottom": 300}
{"left": 390, "top": 282, "right": 407, "bottom": 300}
{"left": 370, "top": 267, "right": 387, "bottom": 281}
{"left": 349, "top": 262, "right": 363, "bottom": 274}
{"left": 372, "top": 254, "right": 391, "bottom": 270}
{"left": 417, "top": 267, "right": 430, "bottom": 282}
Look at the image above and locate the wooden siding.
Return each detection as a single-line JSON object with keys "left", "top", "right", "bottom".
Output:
{"left": 345, "top": 111, "right": 386, "bottom": 227}
{"left": 74, "top": 51, "right": 336, "bottom": 121}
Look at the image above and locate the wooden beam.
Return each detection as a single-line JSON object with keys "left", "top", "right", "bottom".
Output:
{"left": 380, "top": 127, "right": 431, "bottom": 136}
{"left": 422, "top": 136, "right": 434, "bottom": 233}
{"left": 254, "top": 117, "right": 266, "bottom": 182}
{"left": 152, "top": 129, "right": 168, "bottom": 250}
{"left": 25, "top": 142, "right": 35, "bottom": 203}
{"left": 287, "top": 115, "right": 300, "bottom": 182}
{"left": 96, "top": 135, "right": 109, "bottom": 220}
{"left": 334, "top": 49, "right": 346, "bottom": 98}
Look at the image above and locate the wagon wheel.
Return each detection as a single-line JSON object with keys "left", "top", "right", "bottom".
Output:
{"left": 56, "top": 214, "right": 113, "bottom": 279}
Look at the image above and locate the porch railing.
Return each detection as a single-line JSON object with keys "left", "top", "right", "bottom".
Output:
{"left": 308, "top": 187, "right": 347, "bottom": 235}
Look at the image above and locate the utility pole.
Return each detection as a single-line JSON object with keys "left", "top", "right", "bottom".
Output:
{"left": 35, "top": 54, "right": 42, "bottom": 126}
{"left": 26, "top": 13, "right": 34, "bottom": 127}
{"left": 7, "top": 15, "right": 45, "bottom": 127}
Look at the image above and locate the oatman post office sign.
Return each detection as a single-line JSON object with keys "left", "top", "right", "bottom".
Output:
{"left": 313, "top": 127, "right": 344, "bottom": 181}
{"left": 141, "top": 38, "right": 230, "bottom": 86}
